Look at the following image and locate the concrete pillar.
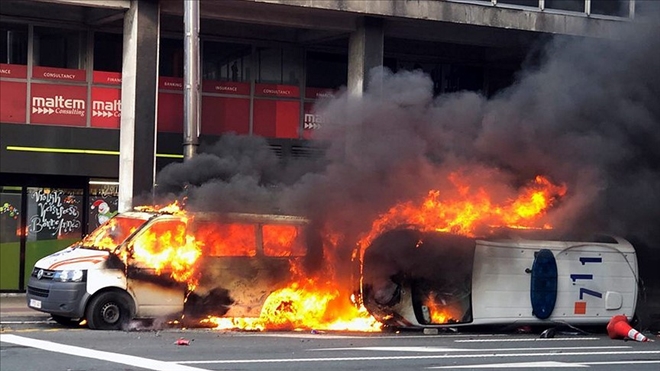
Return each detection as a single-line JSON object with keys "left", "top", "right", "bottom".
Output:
{"left": 347, "top": 17, "right": 384, "bottom": 96}
{"left": 118, "top": 0, "right": 160, "bottom": 212}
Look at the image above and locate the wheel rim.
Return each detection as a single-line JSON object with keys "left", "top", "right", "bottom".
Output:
{"left": 100, "top": 302, "right": 120, "bottom": 324}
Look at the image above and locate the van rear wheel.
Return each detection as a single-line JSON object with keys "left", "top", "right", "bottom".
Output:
{"left": 86, "top": 292, "right": 131, "bottom": 330}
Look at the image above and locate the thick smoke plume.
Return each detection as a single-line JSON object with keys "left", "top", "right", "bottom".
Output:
{"left": 156, "top": 17, "right": 660, "bottom": 323}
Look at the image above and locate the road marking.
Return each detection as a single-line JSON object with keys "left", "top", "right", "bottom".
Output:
{"left": 581, "top": 360, "right": 660, "bottom": 366}
{"left": 0, "top": 334, "right": 208, "bottom": 371}
{"left": 311, "top": 345, "right": 630, "bottom": 353}
{"left": 429, "top": 360, "right": 660, "bottom": 368}
{"left": 176, "top": 350, "right": 660, "bottom": 365}
{"left": 430, "top": 361, "right": 587, "bottom": 368}
{"left": 454, "top": 337, "right": 599, "bottom": 342}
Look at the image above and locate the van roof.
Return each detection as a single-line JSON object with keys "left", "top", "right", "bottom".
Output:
{"left": 192, "top": 212, "right": 309, "bottom": 224}
{"left": 124, "top": 209, "right": 309, "bottom": 224}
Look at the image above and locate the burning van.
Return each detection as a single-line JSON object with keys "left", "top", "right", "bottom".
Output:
{"left": 26, "top": 209, "right": 313, "bottom": 330}
{"left": 357, "top": 228, "right": 639, "bottom": 329}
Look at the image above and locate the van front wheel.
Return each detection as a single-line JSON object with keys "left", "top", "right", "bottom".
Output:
{"left": 86, "top": 292, "right": 131, "bottom": 330}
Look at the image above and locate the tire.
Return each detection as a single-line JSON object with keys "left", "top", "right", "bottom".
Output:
{"left": 85, "top": 291, "right": 132, "bottom": 330}
{"left": 51, "top": 315, "right": 81, "bottom": 328}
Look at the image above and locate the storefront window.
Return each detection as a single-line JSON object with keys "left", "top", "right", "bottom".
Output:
{"left": 203, "top": 41, "right": 251, "bottom": 82}
{"left": 88, "top": 180, "right": 119, "bottom": 232}
{"left": 257, "top": 47, "right": 302, "bottom": 85}
{"left": 34, "top": 27, "right": 86, "bottom": 69}
{"left": 0, "top": 187, "right": 22, "bottom": 290}
{"left": 305, "top": 51, "right": 347, "bottom": 90}
{"left": 94, "top": 32, "right": 123, "bottom": 72}
{"left": 160, "top": 38, "right": 183, "bottom": 77}
{"left": 0, "top": 23, "right": 28, "bottom": 65}
{"left": 25, "top": 187, "right": 83, "bottom": 285}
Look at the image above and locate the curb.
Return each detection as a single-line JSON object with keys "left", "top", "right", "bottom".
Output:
{"left": 0, "top": 293, "right": 26, "bottom": 298}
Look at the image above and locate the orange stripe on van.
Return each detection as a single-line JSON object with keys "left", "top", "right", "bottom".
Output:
{"left": 48, "top": 256, "right": 106, "bottom": 270}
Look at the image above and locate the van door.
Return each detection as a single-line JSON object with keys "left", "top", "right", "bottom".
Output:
{"left": 124, "top": 218, "right": 187, "bottom": 318}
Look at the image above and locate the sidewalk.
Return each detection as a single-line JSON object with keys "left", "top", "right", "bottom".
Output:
{"left": 0, "top": 293, "right": 49, "bottom": 320}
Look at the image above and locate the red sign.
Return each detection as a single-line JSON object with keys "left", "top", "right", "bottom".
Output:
{"left": 201, "top": 96, "right": 250, "bottom": 135}
{"left": 30, "top": 83, "right": 87, "bottom": 126}
{"left": 305, "top": 87, "right": 335, "bottom": 100}
{"left": 157, "top": 92, "right": 183, "bottom": 132}
{"left": 91, "top": 87, "right": 121, "bottom": 129}
{"left": 32, "top": 66, "right": 86, "bottom": 82}
{"left": 202, "top": 80, "right": 250, "bottom": 96}
{"left": 93, "top": 71, "right": 122, "bottom": 85}
{"left": 255, "top": 83, "right": 300, "bottom": 98}
{"left": 253, "top": 99, "right": 300, "bottom": 139}
{"left": 0, "top": 81, "right": 27, "bottom": 123}
{"left": 159, "top": 77, "right": 184, "bottom": 91}
{"left": 0, "top": 64, "right": 28, "bottom": 79}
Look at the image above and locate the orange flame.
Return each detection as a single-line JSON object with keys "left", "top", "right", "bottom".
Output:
{"left": 359, "top": 173, "right": 567, "bottom": 250}
{"left": 202, "top": 278, "right": 381, "bottom": 332}
{"left": 129, "top": 216, "right": 202, "bottom": 285}
{"left": 423, "top": 292, "right": 468, "bottom": 324}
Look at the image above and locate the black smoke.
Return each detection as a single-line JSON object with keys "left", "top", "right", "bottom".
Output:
{"left": 155, "top": 17, "right": 660, "bottom": 328}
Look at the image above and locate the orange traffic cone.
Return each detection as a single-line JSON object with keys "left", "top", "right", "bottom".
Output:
{"left": 606, "top": 315, "right": 652, "bottom": 342}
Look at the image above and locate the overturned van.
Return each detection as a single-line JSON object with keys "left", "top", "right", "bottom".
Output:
{"left": 26, "top": 210, "right": 314, "bottom": 330}
{"left": 358, "top": 228, "right": 639, "bottom": 329}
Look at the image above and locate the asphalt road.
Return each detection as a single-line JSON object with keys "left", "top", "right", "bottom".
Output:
{"left": 2, "top": 295, "right": 659, "bottom": 370}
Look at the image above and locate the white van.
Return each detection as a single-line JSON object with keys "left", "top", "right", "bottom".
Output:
{"left": 358, "top": 228, "right": 639, "bottom": 329}
{"left": 26, "top": 210, "right": 312, "bottom": 329}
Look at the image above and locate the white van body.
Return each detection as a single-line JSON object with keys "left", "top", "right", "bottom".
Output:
{"left": 359, "top": 229, "right": 639, "bottom": 329}
{"left": 26, "top": 210, "right": 310, "bottom": 329}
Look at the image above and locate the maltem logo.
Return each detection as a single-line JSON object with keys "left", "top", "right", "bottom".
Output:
{"left": 303, "top": 113, "right": 323, "bottom": 130}
{"left": 92, "top": 99, "right": 121, "bottom": 118}
{"left": 32, "top": 95, "right": 85, "bottom": 117}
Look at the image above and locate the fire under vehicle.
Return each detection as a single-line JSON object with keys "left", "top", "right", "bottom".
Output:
{"left": 26, "top": 210, "right": 314, "bottom": 330}
{"left": 357, "top": 228, "right": 639, "bottom": 329}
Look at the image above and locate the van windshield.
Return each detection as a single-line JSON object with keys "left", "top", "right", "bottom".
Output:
{"left": 80, "top": 215, "right": 149, "bottom": 250}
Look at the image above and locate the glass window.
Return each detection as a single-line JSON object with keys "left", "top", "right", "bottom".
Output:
{"left": 25, "top": 187, "right": 83, "bottom": 285}
{"left": 282, "top": 48, "right": 301, "bottom": 85}
{"left": 0, "top": 23, "right": 28, "bottom": 65}
{"left": 0, "top": 187, "right": 22, "bottom": 290}
{"left": 193, "top": 222, "right": 256, "bottom": 257}
{"left": 305, "top": 51, "right": 347, "bottom": 90}
{"left": 131, "top": 219, "right": 186, "bottom": 257}
{"left": 94, "top": 32, "right": 123, "bottom": 72}
{"left": 202, "top": 41, "right": 251, "bottom": 82}
{"left": 257, "top": 47, "right": 302, "bottom": 85}
{"left": 257, "top": 47, "right": 281, "bottom": 84}
{"left": 591, "top": 0, "right": 629, "bottom": 17}
{"left": 160, "top": 38, "right": 183, "bottom": 77}
{"left": 88, "top": 180, "right": 119, "bottom": 232}
{"left": 34, "top": 27, "right": 86, "bottom": 69}
{"left": 545, "top": 0, "right": 585, "bottom": 12}
{"left": 262, "top": 224, "right": 306, "bottom": 257}
{"left": 498, "top": 0, "right": 539, "bottom": 8}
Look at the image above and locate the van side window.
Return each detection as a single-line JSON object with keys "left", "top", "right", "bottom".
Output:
{"left": 194, "top": 222, "right": 257, "bottom": 257}
{"left": 262, "top": 224, "right": 305, "bottom": 257}
{"left": 131, "top": 219, "right": 187, "bottom": 263}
